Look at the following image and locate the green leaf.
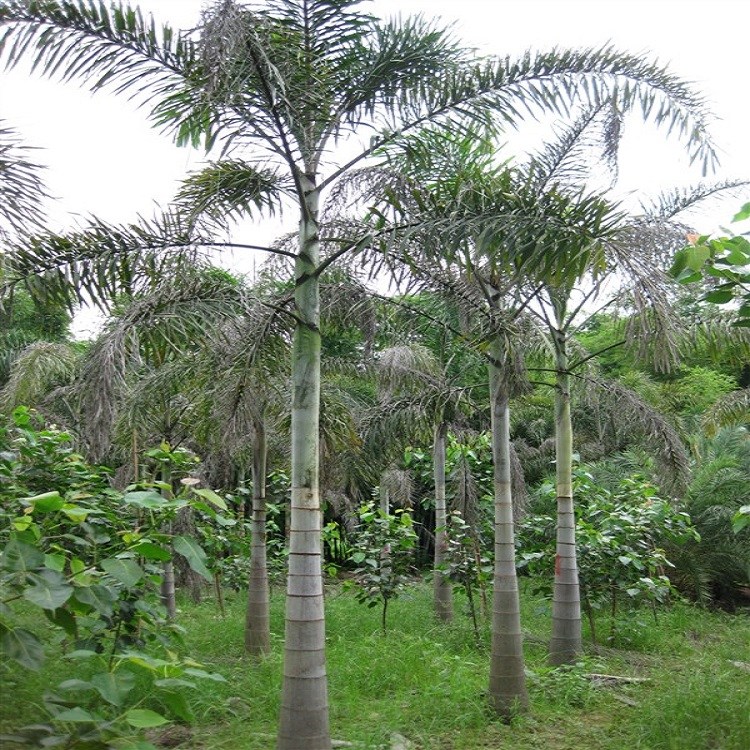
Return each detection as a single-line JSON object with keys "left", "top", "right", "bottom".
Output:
{"left": 153, "top": 678, "right": 196, "bottom": 689}
{"left": 55, "top": 707, "right": 98, "bottom": 723}
{"left": 1, "top": 628, "right": 45, "bottom": 670}
{"left": 123, "top": 491, "right": 168, "bottom": 510}
{"left": 91, "top": 670, "right": 135, "bottom": 707}
{"left": 732, "top": 506, "right": 750, "bottom": 534}
{"left": 704, "top": 289, "right": 734, "bottom": 304}
{"left": 61, "top": 504, "right": 89, "bottom": 523}
{"left": 28, "top": 492, "right": 64, "bottom": 513}
{"left": 172, "top": 536, "right": 211, "bottom": 581}
{"left": 101, "top": 558, "right": 144, "bottom": 588}
{"left": 44, "top": 553, "right": 66, "bottom": 572}
{"left": 58, "top": 678, "right": 95, "bottom": 692}
{"left": 731, "top": 202, "right": 750, "bottom": 222}
{"left": 125, "top": 709, "right": 170, "bottom": 728}
{"left": 131, "top": 541, "right": 171, "bottom": 561}
{"left": 157, "top": 690, "right": 194, "bottom": 722}
{"left": 183, "top": 668, "right": 226, "bottom": 682}
{"left": 190, "top": 487, "right": 227, "bottom": 510}
{"left": 44, "top": 607, "right": 77, "bottom": 637}
{"left": 11, "top": 515, "right": 33, "bottom": 532}
{"left": 1, "top": 539, "right": 44, "bottom": 572}
{"left": 73, "top": 585, "right": 116, "bottom": 616}
{"left": 684, "top": 244, "right": 711, "bottom": 271}
{"left": 23, "top": 570, "right": 73, "bottom": 610}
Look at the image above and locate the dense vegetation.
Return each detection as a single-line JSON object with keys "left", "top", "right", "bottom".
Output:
{"left": 0, "top": 1, "right": 749, "bottom": 749}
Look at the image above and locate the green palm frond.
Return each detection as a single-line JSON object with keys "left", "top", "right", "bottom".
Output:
{"left": 0, "top": 120, "right": 50, "bottom": 238}
{"left": 639, "top": 179, "right": 750, "bottom": 221}
{"left": 527, "top": 101, "right": 622, "bottom": 190}
{"left": 1, "top": 211, "right": 209, "bottom": 311}
{"left": 175, "top": 159, "right": 289, "bottom": 228}
{"left": 368, "top": 44, "right": 718, "bottom": 177}
{"left": 0, "top": 1, "right": 195, "bottom": 114}
{"left": 702, "top": 389, "right": 750, "bottom": 437}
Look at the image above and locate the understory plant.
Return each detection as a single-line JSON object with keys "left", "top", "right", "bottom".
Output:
{"left": 347, "top": 503, "right": 417, "bottom": 634}
{"left": 441, "top": 511, "right": 492, "bottom": 643}
{"left": 518, "top": 469, "right": 698, "bottom": 645}
{"left": 0, "top": 408, "right": 225, "bottom": 748}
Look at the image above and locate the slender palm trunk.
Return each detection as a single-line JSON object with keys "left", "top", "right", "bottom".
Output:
{"left": 549, "top": 326, "right": 582, "bottom": 665}
{"left": 487, "top": 346, "right": 528, "bottom": 717}
{"left": 277, "top": 183, "right": 330, "bottom": 750}
{"left": 433, "top": 421, "right": 453, "bottom": 622}
{"left": 160, "top": 466, "right": 177, "bottom": 621}
{"left": 245, "top": 415, "right": 271, "bottom": 655}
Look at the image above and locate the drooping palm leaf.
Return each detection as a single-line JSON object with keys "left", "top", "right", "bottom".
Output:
{"left": 0, "top": 120, "right": 50, "bottom": 239}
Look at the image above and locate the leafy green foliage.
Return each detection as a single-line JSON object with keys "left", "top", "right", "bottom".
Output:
{"left": 0, "top": 409, "right": 224, "bottom": 748}
{"left": 347, "top": 503, "right": 417, "bottom": 633}
{"left": 441, "top": 511, "right": 492, "bottom": 643}
{"left": 671, "top": 203, "right": 750, "bottom": 327}
{"left": 518, "top": 470, "right": 698, "bottom": 644}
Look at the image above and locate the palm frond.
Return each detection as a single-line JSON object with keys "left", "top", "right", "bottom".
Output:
{"left": 1, "top": 211, "right": 209, "bottom": 311}
{"left": 0, "top": 1, "right": 195, "bottom": 123}
{"left": 76, "top": 271, "right": 245, "bottom": 459}
{"left": 702, "top": 389, "right": 750, "bottom": 437}
{"left": 0, "top": 340, "right": 78, "bottom": 411}
{"left": 0, "top": 120, "right": 50, "bottom": 238}
{"left": 640, "top": 179, "right": 750, "bottom": 221}
{"left": 175, "top": 159, "right": 289, "bottom": 229}
{"left": 583, "top": 376, "right": 691, "bottom": 493}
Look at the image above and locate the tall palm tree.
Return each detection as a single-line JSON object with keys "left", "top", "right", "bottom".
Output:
{"left": 0, "top": 2, "right": 721, "bottom": 745}
{"left": 514, "top": 109, "right": 747, "bottom": 664}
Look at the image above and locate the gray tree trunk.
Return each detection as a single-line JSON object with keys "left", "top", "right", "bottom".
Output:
{"left": 487, "top": 345, "right": 528, "bottom": 717}
{"left": 549, "top": 326, "right": 582, "bottom": 665}
{"left": 433, "top": 421, "right": 453, "bottom": 622}
{"left": 277, "top": 183, "right": 331, "bottom": 750}
{"left": 245, "top": 415, "right": 271, "bottom": 655}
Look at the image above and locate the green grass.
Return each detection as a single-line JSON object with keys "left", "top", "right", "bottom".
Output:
{"left": 2, "top": 583, "right": 749, "bottom": 749}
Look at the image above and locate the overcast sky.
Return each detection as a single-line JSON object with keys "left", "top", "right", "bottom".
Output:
{"left": 1, "top": 0, "right": 748, "bottom": 333}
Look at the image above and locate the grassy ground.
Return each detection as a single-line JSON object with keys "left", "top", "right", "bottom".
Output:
{"left": 2, "top": 582, "right": 749, "bottom": 749}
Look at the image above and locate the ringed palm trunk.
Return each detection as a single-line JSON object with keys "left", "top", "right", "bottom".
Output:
{"left": 549, "top": 327, "right": 582, "bottom": 665}
{"left": 433, "top": 421, "right": 453, "bottom": 622}
{"left": 487, "top": 342, "right": 528, "bottom": 717}
{"left": 277, "top": 182, "right": 330, "bottom": 750}
{"left": 245, "top": 414, "right": 271, "bottom": 655}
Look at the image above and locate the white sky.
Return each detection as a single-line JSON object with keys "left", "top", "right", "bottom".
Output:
{"left": 1, "top": 0, "right": 749, "bottom": 334}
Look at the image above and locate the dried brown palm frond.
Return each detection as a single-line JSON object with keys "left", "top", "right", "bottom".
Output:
{"left": 381, "top": 466, "right": 414, "bottom": 510}
{"left": 377, "top": 343, "right": 441, "bottom": 395}
{"left": 509, "top": 441, "right": 530, "bottom": 518}
{"left": 0, "top": 340, "right": 78, "bottom": 413}
{"left": 76, "top": 273, "right": 245, "bottom": 460}
{"left": 450, "top": 449, "right": 480, "bottom": 527}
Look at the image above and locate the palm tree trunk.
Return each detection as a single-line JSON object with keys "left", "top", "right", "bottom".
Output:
{"left": 277, "top": 183, "right": 330, "bottom": 750}
{"left": 549, "top": 327, "right": 582, "bottom": 665}
{"left": 487, "top": 347, "right": 528, "bottom": 717}
{"left": 433, "top": 421, "right": 453, "bottom": 622}
{"left": 159, "top": 466, "right": 176, "bottom": 621}
{"left": 245, "top": 415, "right": 271, "bottom": 656}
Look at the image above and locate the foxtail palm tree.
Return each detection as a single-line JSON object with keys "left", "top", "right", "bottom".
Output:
{"left": 0, "top": 2, "right": 721, "bottom": 744}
